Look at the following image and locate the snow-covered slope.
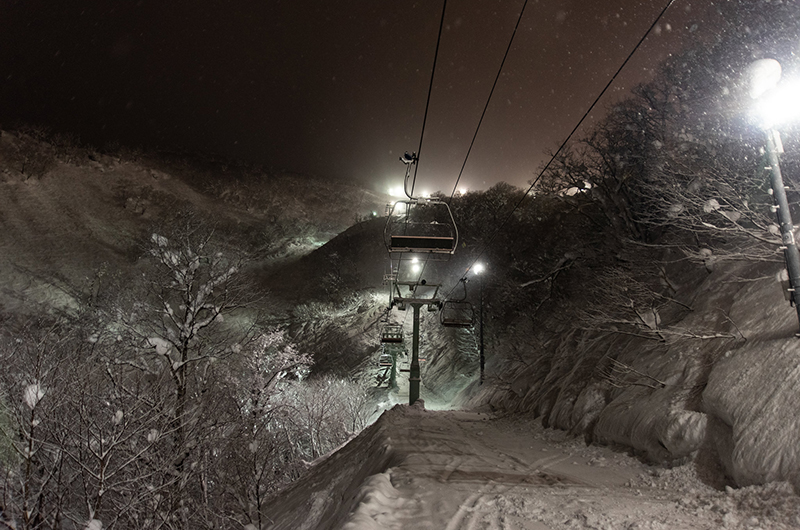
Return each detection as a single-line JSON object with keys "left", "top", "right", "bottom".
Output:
{"left": 0, "top": 129, "right": 389, "bottom": 314}
{"left": 5, "top": 128, "right": 800, "bottom": 520}
{"left": 454, "top": 252, "right": 800, "bottom": 492}
{"left": 265, "top": 402, "right": 800, "bottom": 529}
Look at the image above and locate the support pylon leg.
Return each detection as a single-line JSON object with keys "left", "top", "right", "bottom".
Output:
{"left": 409, "top": 304, "right": 421, "bottom": 404}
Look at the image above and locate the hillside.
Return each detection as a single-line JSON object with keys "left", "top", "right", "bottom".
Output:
{"left": 0, "top": 129, "right": 390, "bottom": 315}
{"left": 3, "top": 126, "right": 800, "bottom": 530}
{"left": 258, "top": 188, "right": 800, "bottom": 529}
{"left": 5, "top": 130, "right": 798, "bottom": 491}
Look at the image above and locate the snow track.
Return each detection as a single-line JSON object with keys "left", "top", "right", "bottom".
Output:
{"left": 339, "top": 406, "right": 800, "bottom": 529}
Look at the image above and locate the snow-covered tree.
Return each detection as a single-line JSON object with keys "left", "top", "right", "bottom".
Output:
{"left": 110, "top": 220, "right": 262, "bottom": 526}
{"left": 537, "top": 0, "right": 800, "bottom": 250}
{"left": 0, "top": 321, "right": 69, "bottom": 530}
{"left": 205, "top": 330, "right": 312, "bottom": 529}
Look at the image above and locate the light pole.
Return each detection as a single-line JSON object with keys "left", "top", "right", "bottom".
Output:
{"left": 472, "top": 263, "right": 485, "bottom": 384}
{"left": 749, "top": 58, "right": 800, "bottom": 334}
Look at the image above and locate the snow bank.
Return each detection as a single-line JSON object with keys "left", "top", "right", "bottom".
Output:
{"left": 452, "top": 255, "right": 800, "bottom": 494}
{"left": 262, "top": 405, "right": 413, "bottom": 529}
{"left": 704, "top": 339, "right": 800, "bottom": 488}
{"left": 594, "top": 383, "right": 707, "bottom": 462}
{"left": 460, "top": 327, "right": 710, "bottom": 463}
{"left": 591, "top": 343, "right": 709, "bottom": 462}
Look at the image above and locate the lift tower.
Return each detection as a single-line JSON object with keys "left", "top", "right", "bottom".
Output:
{"left": 384, "top": 155, "right": 458, "bottom": 404}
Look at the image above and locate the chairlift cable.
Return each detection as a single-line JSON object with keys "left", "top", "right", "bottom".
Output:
{"left": 442, "top": 0, "right": 678, "bottom": 301}
{"left": 410, "top": 0, "right": 449, "bottom": 199}
{"left": 447, "top": 0, "right": 531, "bottom": 204}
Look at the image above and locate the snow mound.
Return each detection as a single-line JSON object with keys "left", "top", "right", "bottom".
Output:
{"left": 262, "top": 405, "right": 406, "bottom": 530}
{"left": 704, "top": 339, "right": 800, "bottom": 488}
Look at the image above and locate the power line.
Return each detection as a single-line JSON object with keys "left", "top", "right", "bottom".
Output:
{"left": 448, "top": 0, "right": 530, "bottom": 204}
{"left": 409, "top": 0, "right": 449, "bottom": 199}
{"left": 443, "top": 0, "right": 679, "bottom": 299}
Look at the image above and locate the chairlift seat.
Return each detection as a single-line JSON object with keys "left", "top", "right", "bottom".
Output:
{"left": 441, "top": 317, "right": 473, "bottom": 328}
{"left": 390, "top": 235, "right": 456, "bottom": 253}
{"left": 378, "top": 353, "right": 393, "bottom": 367}
{"left": 440, "top": 300, "right": 475, "bottom": 328}
{"left": 381, "top": 325, "right": 404, "bottom": 343}
{"left": 385, "top": 198, "right": 459, "bottom": 255}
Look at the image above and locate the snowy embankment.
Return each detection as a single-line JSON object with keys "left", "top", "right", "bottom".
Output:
{"left": 261, "top": 406, "right": 401, "bottom": 530}
{"left": 456, "top": 257, "right": 800, "bottom": 491}
{"left": 266, "top": 403, "right": 800, "bottom": 529}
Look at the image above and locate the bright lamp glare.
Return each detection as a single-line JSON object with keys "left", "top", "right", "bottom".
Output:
{"left": 753, "top": 80, "right": 800, "bottom": 129}
{"left": 473, "top": 263, "right": 485, "bottom": 274}
{"left": 748, "top": 58, "right": 782, "bottom": 100}
{"left": 388, "top": 187, "right": 405, "bottom": 198}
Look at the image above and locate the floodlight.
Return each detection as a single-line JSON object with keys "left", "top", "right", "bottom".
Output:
{"left": 752, "top": 80, "right": 800, "bottom": 130}
{"left": 748, "top": 58, "right": 800, "bottom": 130}
{"left": 747, "top": 58, "right": 782, "bottom": 100}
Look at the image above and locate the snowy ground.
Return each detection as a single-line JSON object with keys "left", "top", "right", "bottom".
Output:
{"left": 266, "top": 403, "right": 800, "bottom": 530}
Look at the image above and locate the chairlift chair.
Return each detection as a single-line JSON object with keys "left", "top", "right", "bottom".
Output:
{"left": 378, "top": 353, "right": 394, "bottom": 368}
{"left": 384, "top": 198, "right": 458, "bottom": 255}
{"left": 439, "top": 277, "right": 475, "bottom": 327}
{"left": 384, "top": 153, "right": 457, "bottom": 313}
{"left": 380, "top": 324, "right": 404, "bottom": 343}
{"left": 440, "top": 300, "right": 475, "bottom": 327}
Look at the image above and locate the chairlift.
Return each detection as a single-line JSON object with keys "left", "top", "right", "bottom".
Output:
{"left": 378, "top": 353, "right": 393, "bottom": 368}
{"left": 440, "top": 300, "right": 475, "bottom": 327}
{"left": 385, "top": 198, "right": 458, "bottom": 254}
{"left": 384, "top": 153, "right": 456, "bottom": 314}
{"left": 380, "top": 324, "right": 404, "bottom": 343}
{"left": 385, "top": 151, "right": 458, "bottom": 254}
{"left": 439, "top": 278, "right": 475, "bottom": 327}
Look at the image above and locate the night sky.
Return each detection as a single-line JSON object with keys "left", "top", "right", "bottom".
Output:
{"left": 0, "top": 0, "right": 718, "bottom": 194}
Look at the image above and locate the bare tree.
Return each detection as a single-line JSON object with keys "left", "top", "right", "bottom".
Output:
{"left": 0, "top": 218, "right": 380, "bottom": 529}
{"left": 206, "top": 330, "right": 312, "bottom": 529}
{"left": 52, "top": 360, "right": 177, "bottom": 530}
{"left": 109, "top": 220, "right": 262, "bottom": 527}
{"left": 0, "top": 320, "right": 74, "bottom": 530}
{"left": 538, "top": 47, "right": 791, "bottom": 259}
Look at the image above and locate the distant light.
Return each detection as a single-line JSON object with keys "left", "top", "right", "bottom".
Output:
{"left": 388, "top": 187, "right": 405, "bottom": 198}
{"left": 458, "top": 187, "right": 468, "bottom": 195}
{"left": 473, "top": 263, "right": 485, "bottom": 275}
{"left": 420, "top": 191, "right": 431, "bottom": 198}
